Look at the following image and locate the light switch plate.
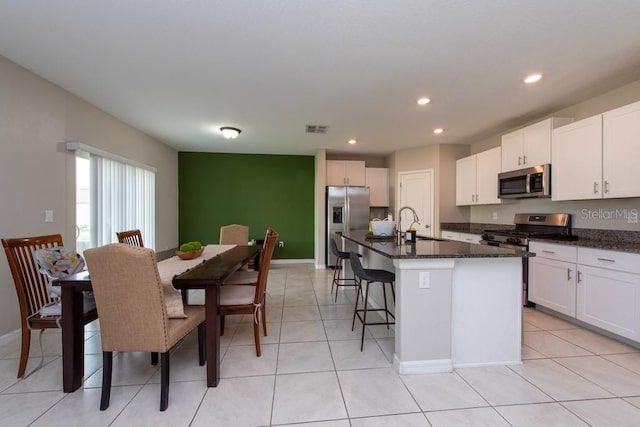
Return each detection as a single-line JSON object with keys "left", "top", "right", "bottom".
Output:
{"left": 419, "top": 271, "right": 430, "bottom": 289}
{"left": 45, "top": 210, "right": 53, "bottom": 223}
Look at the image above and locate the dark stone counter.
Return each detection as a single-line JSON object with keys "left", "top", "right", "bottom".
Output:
{"left": 342, "top": 230, "right": 530, "bottom": 259}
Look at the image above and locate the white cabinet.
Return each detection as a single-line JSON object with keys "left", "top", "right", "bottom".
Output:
{"left": 365, "top": 167, "right": 389, "bottom": 207}
{"left": 440, "top": 230, "right": 481, "bottom": 244}
{"left": 552, "top": 100, "right": 640, "bottom": 201}
{"left": 455, "top": 147, "right": 502, "bottom": 206}
{"left": 326, "top": 160, "right": 366, "bottom": 186}
{"left": 576, "top": 248, "right": 640, "bottom": 341}
{"left": 602, "top": 101, "right": 640, "bottom": 198}
{"left": 528, "top": 242, "right": 577, "bottom": 317}
{"left": 501, "top": 117, "right": 572, "bottom": 172}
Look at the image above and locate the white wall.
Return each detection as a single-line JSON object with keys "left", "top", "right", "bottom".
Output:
{"left": 0, "top": 55, "right": 179, "bottom": 336}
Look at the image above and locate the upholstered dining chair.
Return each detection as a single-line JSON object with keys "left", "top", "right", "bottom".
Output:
{"left": 2, "top": 234, "right": 99, "bottom": 378}
{"left": 115, "top": 229, "right": 144, "bottom": 247}
{"left": 219, "top": 224, "right": 249, "bottom": 245}
{"left": 222, "top": 227, "right": 273, "bottom": 286}
{"left": 83, "top": 243, "right": 206, "bottom": 411}
{"left": 219, "top": 229, "right": 278, "bottom": 357}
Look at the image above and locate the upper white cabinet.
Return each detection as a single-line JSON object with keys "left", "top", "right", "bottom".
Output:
{"left": 501, "top": 117, "right": 572, "bottom": 172}
{"left": 326, "top": 160, "right": 366, "bottom": 186}
{"left": 456, "top": 147, "right": 502, "bottom": 206}
{"left": 602, "top": 101, "right": 640, "bottom": 198}
{"left": 552, "top": 100, "right": 640, "bottom": 201}
{"left": 365, "top": 167, "right": 389, "bottom": 207}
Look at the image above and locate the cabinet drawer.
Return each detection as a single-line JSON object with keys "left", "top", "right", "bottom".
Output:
{"left": 441, "top": 231, "right": 459, "bottom": 240}
{"left": 529, "top": 241, "right": 577, "bottom": 263}
{"left": 578, "top": 247, "right": 640, "bottom": 274}
{"left": 458, "top": 232, "right": 481, "bottom": 244}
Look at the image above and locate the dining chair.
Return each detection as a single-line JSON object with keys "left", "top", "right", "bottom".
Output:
{"left": 219, "top": 229, "right": 278, "bottom": 357}
{"left": 219, "top": 224, "right": 249, "bottom": 245}
{"left": 222, "top": 227, "right": 273, "bottom": 286}
{"left": 2, "top": 234, "right": 99, "bottom": 378}
{"left": 115, "top": 229, "right": 144, "bottom": 247}
{"left": 83, "top": 243, "right": 206, "bottom": 411}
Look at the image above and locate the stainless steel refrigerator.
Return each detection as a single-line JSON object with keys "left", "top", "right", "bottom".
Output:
{"left": 326, "top": 186, "right": 370, "bottom": 267}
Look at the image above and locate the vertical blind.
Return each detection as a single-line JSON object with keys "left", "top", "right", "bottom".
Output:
{"left": 91, "top": 156, "right": 155, "bottom": 249}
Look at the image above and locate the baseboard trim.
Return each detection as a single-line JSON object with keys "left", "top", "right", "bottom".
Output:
{"left": 453, "top": 359, "right": 522, "bottom": 369}
{"left": 394, "top": 355, "right": 453, "bottom": 374}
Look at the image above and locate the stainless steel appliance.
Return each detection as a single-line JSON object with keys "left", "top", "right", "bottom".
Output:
{"left": 498, "top": 164, "right": 551, "bottom": 199}
{"left": 326, "top": 186, "right": 370, "bottom": 268}
{"left": 480, "top": 213, "right": 576, "bottom": 306}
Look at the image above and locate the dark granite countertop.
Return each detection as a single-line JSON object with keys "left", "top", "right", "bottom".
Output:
{"left": 342, "top": 229, "right": 530, "bottom": 259}
{"left": 441, "top": 223, "right": 640, "bottom": 255}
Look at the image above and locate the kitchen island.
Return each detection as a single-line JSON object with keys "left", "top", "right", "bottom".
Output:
{"left": 341, "top": 230, "right": 531, "bottom": 374}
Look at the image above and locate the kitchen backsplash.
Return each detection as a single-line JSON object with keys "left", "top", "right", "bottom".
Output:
{"left": 471, "top": 197, "right": 640, "bottom": 231}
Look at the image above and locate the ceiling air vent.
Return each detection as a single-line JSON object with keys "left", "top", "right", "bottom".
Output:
{"left": 306, "top": 125, "right": 328, "bottom": 134}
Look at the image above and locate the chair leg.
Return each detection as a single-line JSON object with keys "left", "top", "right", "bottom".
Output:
{"left": 160, "top": 352, "right": 170, "bottom": 411}
{"left": 100, "top": 351, "right": 113, "bottom": 410}
{"left": 352, "top": 278, "right": 362, "bottom": 331}
{"left": 220, "top": 315, "right": 225, "bottom": 336}
{"left": 390, "top": 281, "right": 396, "bottom": 304}
{"left": 151, "top": 352, "right": 159, "bottom": 365}
{"left": 253, "top": 317, "right": 262, "bottom": 357}
{"left": 17, "top": 325, "right": 31, "bottom": 378}
{"left": 197, "top": 323, "right": 206, "bottom": 366}
{"left": 382, "top": 282, "right": 390, "bottom": 329}
{"left": 262, "top": 300, "right": 268, "bottom": 336}
{"left": 361, "top": 281, "right": 370, "bottom": 351}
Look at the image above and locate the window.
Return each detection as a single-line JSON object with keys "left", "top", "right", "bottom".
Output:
{"left": 72, "top": 143, "right": 155, "bottom": 252}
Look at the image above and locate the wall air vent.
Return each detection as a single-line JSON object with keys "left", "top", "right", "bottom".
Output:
{"left": 306, "top": 125, "right": 328, "bottom": 134}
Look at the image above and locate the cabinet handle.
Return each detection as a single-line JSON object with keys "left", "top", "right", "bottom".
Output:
{"left": 542, "top": 250, "right": 555, "bottom": 254}
{"left": 518, "top": 156, "right": 522, "bottom": 166}
{"left": 567, "top": 268, "right": 572, "bottom": 280}
{"left": 593, "top": 182, "right": 599, "bottom": 194}
{"left": 475, "top": 194, "right": 479, "bottom": 202}
{"left": 577, "top": 270, "right": 582, "bottom": 283}
{"left": 523, "top": 155, "right": 527, "bottom": 164}
{"left": 596, "top": 257, "right": 616, "bottom": 263}
{"left": 471, "top": 194, "right": 475, "bottom": 202}
{"left": 604, "top": 180, "right": 610, "bottom": 194}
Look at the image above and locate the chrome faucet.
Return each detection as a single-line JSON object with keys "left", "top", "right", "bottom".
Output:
{"left": 397, "top": 206, "right": 421, "bottom": 233}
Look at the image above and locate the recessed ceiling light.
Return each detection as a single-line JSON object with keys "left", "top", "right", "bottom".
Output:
{"left": 523, "top": 73, "right": 543, "bottom": 84}
{"left": 348, "top": 139, "right": 357, "bottom": 145}
{"left": 417, "top": 97, "right": 430, "bottom": 105}
{"left": 220, "top": 126, "right": 241, "bottom": 139}
{"left": 433, "top": 128, "right": 444, "bottom": 134}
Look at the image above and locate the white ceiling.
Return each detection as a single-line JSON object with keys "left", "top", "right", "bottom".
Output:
{"left": 1, "top": 1, "right": 640, "bottom": 156}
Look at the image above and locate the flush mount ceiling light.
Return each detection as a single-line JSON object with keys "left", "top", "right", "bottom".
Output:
{"left": 433, "top": 128, "right": 444, "bottom": 134}
{"left": 220, "top": 126, "right": 241, "bottom": 139}
{"left": 348, "top": 139, "right": 357, "bottom": 145}
{"left": 523, "top": 73, "right": 543, "bottom": 84}
{"left": 417, "top": 97, "right": 431, "bottom": 105}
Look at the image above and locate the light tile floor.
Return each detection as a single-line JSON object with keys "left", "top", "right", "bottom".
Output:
{"left": 2, "top": 264, "right": 640, "bottom": 426}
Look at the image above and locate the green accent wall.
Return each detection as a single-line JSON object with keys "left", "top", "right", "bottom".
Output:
{"left": 178, "top": 152, "right": 315, "bottom": 259}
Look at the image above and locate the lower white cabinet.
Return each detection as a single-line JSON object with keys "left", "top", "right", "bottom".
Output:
{"left": 576, "top": 249, "right": 640, "bottom": 341}
{"left": 529, "top": 242, "right": 577, "bottom": 317}
{"left": 529, "top": 243, "right": 640, "bottom": 342}
{"left": 440, "top": 230, "right": 481, "bottom": 244}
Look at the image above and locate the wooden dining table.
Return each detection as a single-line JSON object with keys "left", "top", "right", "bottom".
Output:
{"left": 54, "top": 244, "right": 260, "bottom": 392}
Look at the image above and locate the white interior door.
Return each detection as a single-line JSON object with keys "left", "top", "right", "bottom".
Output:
{"left": 398, "top": 170, "right": 434, "bottom": 236}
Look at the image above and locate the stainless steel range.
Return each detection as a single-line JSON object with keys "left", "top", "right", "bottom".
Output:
{"left": 480, "top": 213, "right": 577, "bottom": 306}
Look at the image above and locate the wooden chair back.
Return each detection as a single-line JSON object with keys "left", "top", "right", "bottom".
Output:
{"left": 116, "top": 229, "right": 144, "bottom": 247}
{"left": 254, "top": 229, "right": 278, "bottom": 304}
{"left": 2, "top": 234, "right": 63, "bottom": 320}
{"left": 219, "top": 224, "right": 249, "bottom": 245}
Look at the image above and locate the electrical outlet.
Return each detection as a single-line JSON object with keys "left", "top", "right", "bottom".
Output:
{"left": 492, "top": 212, "right": 498, "bottom": 220}
{"left": 278, "top": 241, "right": 285, "bottom": 248}
{"left": 45, "top": 210, "right": 53, "bottom": 223}
{"left": 419, "top": 271, "right": 430, "bottom": 289}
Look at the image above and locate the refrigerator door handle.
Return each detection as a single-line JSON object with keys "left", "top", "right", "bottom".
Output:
{"left": 344, "top": 195, "right": 350, "bottom": 234}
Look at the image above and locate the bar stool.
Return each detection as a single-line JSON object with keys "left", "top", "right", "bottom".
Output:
{"left": 349, "top": 252, "right": 395, "bottom": 351}
{"left": 330, "top": 239, "right": 362, "bottom": 302}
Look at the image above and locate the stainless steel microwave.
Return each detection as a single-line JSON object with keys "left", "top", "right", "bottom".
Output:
{"left": 498, "top": 164, "right": 551, "bottom": 199}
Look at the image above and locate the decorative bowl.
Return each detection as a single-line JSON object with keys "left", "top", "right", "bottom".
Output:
{"left": 371, "top": 220, "right": 396, "bottom": 236}
{"left": 176, "top": 247, "right": 204, "bottom": 260}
